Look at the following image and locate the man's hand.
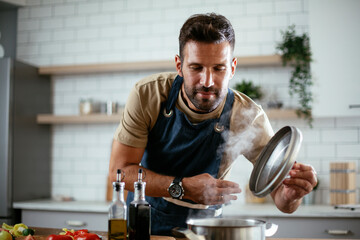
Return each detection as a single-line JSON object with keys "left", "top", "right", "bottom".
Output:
{"left": 282, "top": 162, "right": 318, "bottom": 200}
{"left": 272, "top": 162, "right": 318, "bottom": 213}
{"left": 182, "top": 173, "right": 242, "bottom": 205}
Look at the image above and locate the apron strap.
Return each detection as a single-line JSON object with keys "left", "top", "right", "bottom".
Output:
{"left": 214, "top": 89, "right": 234, "bottom": 133}
{"left": 165, "top": 75, "right": 183, "bottom": 115}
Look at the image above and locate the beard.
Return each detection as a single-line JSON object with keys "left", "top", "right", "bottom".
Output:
{"left": 183, "top": 83, "right": 227, "bottom": 113}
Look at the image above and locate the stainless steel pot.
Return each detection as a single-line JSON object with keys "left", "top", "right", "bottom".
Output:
{"left": 174, "top": 218, "right": 278, "bottom": 240}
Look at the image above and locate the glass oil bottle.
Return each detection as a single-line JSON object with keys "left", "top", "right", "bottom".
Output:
{"left": 108, "top": 169, "right": 127, "bottom": 240}
{"left": 129, "top": 168, "right": 151, "bottom": 240}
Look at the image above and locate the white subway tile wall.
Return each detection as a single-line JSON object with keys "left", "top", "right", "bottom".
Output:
{"left": 16, "top": 0, "right": 359, "bottom": 204}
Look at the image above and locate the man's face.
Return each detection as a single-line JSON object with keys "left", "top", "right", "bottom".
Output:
{"left": 176, "top": 40, "right": 237, "bottom": 113}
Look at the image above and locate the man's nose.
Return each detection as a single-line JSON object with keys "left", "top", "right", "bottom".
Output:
{"left": 200, "top": 70, "right": 214, "bottom": 88}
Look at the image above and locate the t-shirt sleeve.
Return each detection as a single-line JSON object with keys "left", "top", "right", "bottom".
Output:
{"left": 113, "top": 85, "right": 150, "bottom": 148}
{"left": 113, "top": 72, "right": 175, "bottom": 148}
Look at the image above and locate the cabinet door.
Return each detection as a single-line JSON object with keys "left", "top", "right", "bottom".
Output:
{"left": 21, "top": 210, "right": 108, "bottom": 231}
{"left": 268, "top": 217, "right": 360, "bottom": 239}
{"left": 309, "top": 0, "right": 360, "bottom": 117}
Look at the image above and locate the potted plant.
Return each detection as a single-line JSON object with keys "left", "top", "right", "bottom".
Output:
{"left": 276, "top": 25, "right": 313, "bottom": 127}
{"left": 233, "top": 79, "right": 263, "bottom": 101}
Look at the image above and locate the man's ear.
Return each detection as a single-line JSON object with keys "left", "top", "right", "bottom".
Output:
{"left": 231, "top": 57, "right": 237, "bottom": 77}
{"left": 175, "top": 55, "right": 183, "bottom": 77}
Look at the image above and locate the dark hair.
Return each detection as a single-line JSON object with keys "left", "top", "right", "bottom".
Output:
{"left": 178, "top": 13, "right": 235, "bottom": 60}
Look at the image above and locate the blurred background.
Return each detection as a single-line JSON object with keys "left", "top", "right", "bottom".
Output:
{"left": 1, "top": 0, "right": 359, "bottom": 207}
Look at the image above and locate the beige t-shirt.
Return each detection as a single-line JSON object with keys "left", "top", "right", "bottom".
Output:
{"left": 114, "top": 72, "right": 274, "bottom": 179}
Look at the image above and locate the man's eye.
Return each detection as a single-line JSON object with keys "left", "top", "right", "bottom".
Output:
{"left": 215, "top": 66, "right": 226, "bottom": 71}
{"left": 191, "top": 66, "right": 202, "bottom": 71}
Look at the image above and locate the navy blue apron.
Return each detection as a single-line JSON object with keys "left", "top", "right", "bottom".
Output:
{"left": 126, "top": 75, "right": 234, "bottom": 236}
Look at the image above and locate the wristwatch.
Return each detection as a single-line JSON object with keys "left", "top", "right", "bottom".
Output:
{"left": 168, "top": 177, "right": 184, "bottom": 199}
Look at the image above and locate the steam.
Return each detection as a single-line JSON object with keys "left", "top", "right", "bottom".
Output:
{"left": 186, "top": 106, "right": 269, "bottom": 220}
{"left": 219, "top": 107, "right": 263, "bottom": 167}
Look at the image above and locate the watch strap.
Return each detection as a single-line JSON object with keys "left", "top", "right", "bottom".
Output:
{"left": 168, "top": 176, "right": 184, "bottom": 200}
{"left": 173, "top": 176, "right": 183, "bottom": 184}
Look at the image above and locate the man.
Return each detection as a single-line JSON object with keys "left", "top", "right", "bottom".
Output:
{"left": 109, "top": 13, "right": 317, "bottom": 236}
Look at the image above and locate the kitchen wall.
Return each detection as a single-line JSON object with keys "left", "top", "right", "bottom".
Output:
{"left": 15, "top": 0, "right": 360, "bottom": 204}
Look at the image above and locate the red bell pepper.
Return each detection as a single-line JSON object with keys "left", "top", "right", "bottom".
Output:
{"left": 74, "top": 233, "right": 100, "bottom": 240}
{"left": 57, "top": 229, "right": 100, "bottom": 240}
{"left": 46, "top": 235, "right": 73, "bottom": 240}
{"left": 74, "top": 230, "right": 88, "bottom": 236}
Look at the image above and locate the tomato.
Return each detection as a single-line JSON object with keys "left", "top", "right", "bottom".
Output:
{"left": 74, "top": 233, "right": 100, "bottom": 240}
{"left": 46, "top": 235, "right": 73, "bottom": 240}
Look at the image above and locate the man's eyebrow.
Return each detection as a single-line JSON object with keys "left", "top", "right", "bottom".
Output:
{"left": 187, "top": 62, "right": 201, "bottom": 65}
{"left": 187, "top": 62, "right": 227, "bottom": 66}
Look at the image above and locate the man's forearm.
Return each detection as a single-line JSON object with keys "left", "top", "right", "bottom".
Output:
{"left": 108, "top": 140, "right": 174, "bottom": 198}
{"left": 118, "top": 165, "right": 173, "bottom": 198}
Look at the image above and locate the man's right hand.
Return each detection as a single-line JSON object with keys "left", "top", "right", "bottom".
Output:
{"left": 110, "top": 140, "right": 242, "bottom": 204}
{"left": 182, "top": 173, "right": 242, "bottom": 205}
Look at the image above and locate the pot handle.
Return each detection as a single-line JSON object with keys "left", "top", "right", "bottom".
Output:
{"left": 265, "top": 222, "right": 278, "bottom": 237}
{"left": 172, "top": 227, "right": 205, "bottom": 240}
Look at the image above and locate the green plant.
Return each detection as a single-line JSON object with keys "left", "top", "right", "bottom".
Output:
{"left": 233, "top": 80, "right": 263, "bottom": 100}
{"left": 276, "top": 25, "right": 313, "bottom": 127}
{"left": 313, "top": 178, "right": 319, "bottom": 191}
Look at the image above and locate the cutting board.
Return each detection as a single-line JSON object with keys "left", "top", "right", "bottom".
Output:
{"left": 152, "top": 237, "right": 175, "bottom": 240}
{"left": 28, "top": 228, "right": 174, "bottom": 240}
{"left": 330, "top": 162, "right": 356, "bottom": 205}
{"left": 18, "top": 236, "right": 174, "bottom": 240}
{"left": 29, "top": 228, "right": 349, "bottom": 240}
{"left": 17, "top": 233, "right": 349, "bottom": 240}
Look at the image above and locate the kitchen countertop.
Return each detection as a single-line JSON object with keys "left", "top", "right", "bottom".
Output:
{"left": 14, "top": 199, "right": 109, "bottom": 213}
{"left": 13, "top": 199, "right": 360, "bottom": 218}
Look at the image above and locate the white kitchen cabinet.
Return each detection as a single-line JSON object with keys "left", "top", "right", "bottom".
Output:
{"left": 21, "top": 209, "right": 108, "bottom": 231}
{"left": 264, "top": 217, "right": 360, "bottom": 239}
{"left": 14, "top": 200, "right": 109, "bottom": 231}
{"left": 223, "top": 203, "right": 360, "bottom": 239}
{"left": 309, "top": 0, "right": 360, "bottom": 117}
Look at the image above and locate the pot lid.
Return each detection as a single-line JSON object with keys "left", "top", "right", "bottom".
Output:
{"left": 249, "top": 126, "right": 302, "bottom": 197}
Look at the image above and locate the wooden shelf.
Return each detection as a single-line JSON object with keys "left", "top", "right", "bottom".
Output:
{"left": 37, "top": 113, "right": 122, "bottom": 124}
{"left": 37, "top": 109, "right": 296, "bottom": 124}
{"left": 265, "top": 108, "right": 298, "bottom": 120}
{"left": 38, "top": 55, "right": 282, "bottom": 75}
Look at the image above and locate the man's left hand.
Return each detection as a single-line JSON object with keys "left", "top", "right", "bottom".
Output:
{"left": 282, "top": 162, "right": 318, "bottom": 201}
{"left": 271, "top": 162, "right": 317, "bottom": 213}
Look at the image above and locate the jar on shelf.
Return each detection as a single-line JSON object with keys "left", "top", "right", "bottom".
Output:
{"left": 79, "top": 98, "right": 93, "bottom": 115}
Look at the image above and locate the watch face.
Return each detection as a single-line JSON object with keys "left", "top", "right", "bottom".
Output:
{"left": 169, "top": 184, "right": 183, "bottom": 198}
